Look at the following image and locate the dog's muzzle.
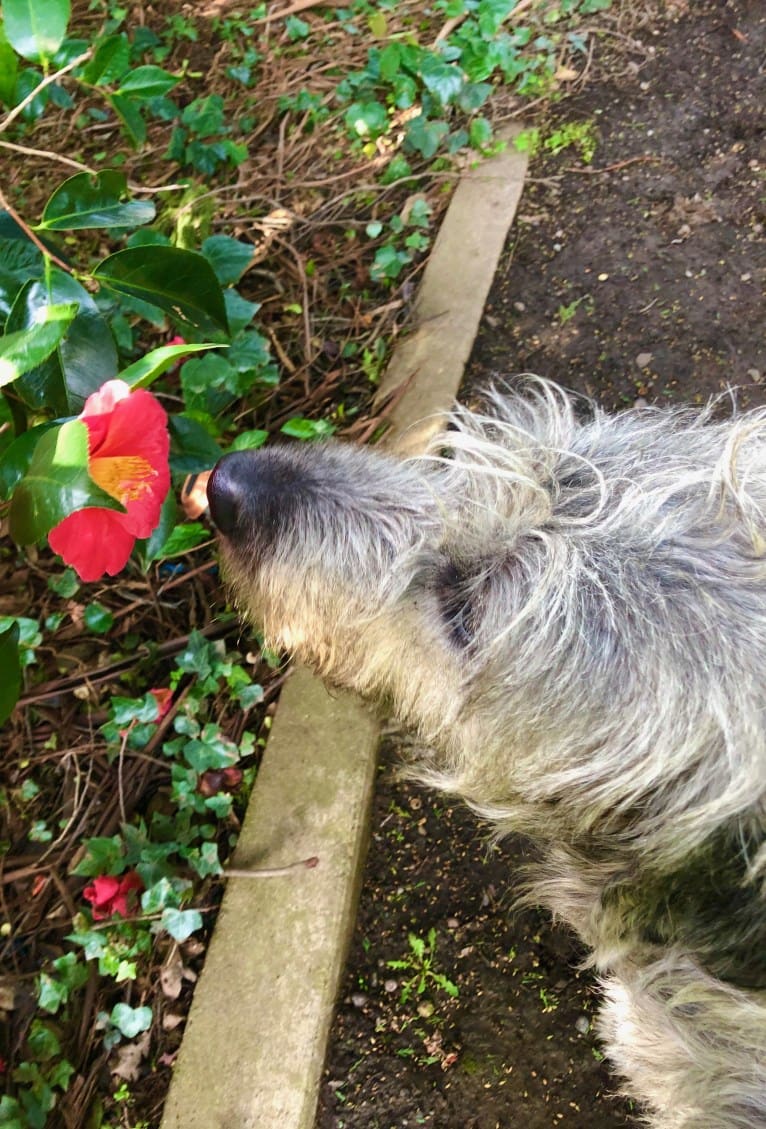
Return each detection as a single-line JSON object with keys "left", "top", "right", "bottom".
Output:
{"left": 206, "top": 452, "right": 251, "bottom": 537}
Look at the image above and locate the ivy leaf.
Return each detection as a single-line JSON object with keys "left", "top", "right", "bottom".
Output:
{"left": 419, "top": 55, "right": 464, "bottom": 105}
{"left": 201, "top": 234, "right": 256, "bottom": 285}
{"left": 110, "top": 1003, "right": 152, "bottom": 1038}
{"left": 161, "top": 907, "right": 203, "bottom": 941}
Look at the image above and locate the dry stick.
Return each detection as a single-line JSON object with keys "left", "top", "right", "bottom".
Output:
{"left": 0, "top": 186, "right": 73, "bottom": 274}
{"left": 0, "top": 139, "right": 95, "bottom": 174}
{"left": 562, "top": 155, "right": 664, "bottom": 175}
{"left": 259, "top": 0, "right": 339, "bottom": 22}
{"left": 17, "top": 621, "right": 232, "bottom": 706}
{"left": 0, "top": 50, "right": 91, "bottom": 133}
{"left": 224, "top": 856, "right": 319, "bottom": 878}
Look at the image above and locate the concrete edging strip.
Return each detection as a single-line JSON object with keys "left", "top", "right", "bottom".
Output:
{"left": 160, "top": 123, "right": 528, "bottom": 1129}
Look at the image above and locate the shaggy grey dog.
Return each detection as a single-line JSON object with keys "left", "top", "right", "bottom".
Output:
{"left": 207, "top": 379, "right": 766, "bottom": 1128}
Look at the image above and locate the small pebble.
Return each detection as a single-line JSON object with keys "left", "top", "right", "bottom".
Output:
{"left": 575, "top": 1015, "right": 590, "bottom": 1035}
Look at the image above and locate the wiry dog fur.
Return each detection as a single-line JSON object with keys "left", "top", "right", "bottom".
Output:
{"left": 207, "top": 379, "right": 766, "bottom": 1128}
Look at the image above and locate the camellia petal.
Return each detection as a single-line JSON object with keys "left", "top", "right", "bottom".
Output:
{"left": 49, "top": 508, "right": 138, "bottom": 581}
{"left": 47, "top": 380, "right": 170, "bottom": 580}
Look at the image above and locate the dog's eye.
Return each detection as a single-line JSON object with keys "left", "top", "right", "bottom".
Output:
{"left": 434, "top": 561, "right": 475, "bottom": 649}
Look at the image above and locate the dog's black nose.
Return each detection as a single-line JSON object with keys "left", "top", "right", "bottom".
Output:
{"left": 207, "top": 452, "right": 251, "bottom": 536}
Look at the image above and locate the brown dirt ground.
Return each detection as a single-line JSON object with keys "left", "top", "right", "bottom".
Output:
{"left": 317, "top": 3, "right": 766, "bottom": 1128}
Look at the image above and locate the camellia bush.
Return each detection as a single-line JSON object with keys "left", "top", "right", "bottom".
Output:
{"left": 0, "top": 167, "right": 251, "bottom": 724}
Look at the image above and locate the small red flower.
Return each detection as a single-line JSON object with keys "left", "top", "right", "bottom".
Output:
{"left": 150, "top": 687, "right": 173, "bottom": 722}
{"left": 48, "top": 380, "right": 170, "bottom": 582}
{"left": 83, "top": 871, "right": 144, "bottom": 920}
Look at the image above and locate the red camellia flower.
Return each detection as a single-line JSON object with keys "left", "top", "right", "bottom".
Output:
{"left": 83, "top": 871, "right": 144, "bottom": 920}
{"left": 48, "top": 380, "right": 170, "bottom": 582}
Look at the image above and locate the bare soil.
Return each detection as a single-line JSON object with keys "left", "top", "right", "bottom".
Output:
{"left": 317, "top": 4, "right": 766, "bottom": 1127}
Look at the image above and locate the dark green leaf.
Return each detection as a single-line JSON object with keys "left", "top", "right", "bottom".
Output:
{"left": 115, "top": 65, "right": 179, "bottom": 99}
{"left": 0, "top": 620, "right": 21, "bottom": 725}
{"left": 0, "top": 303, "right": 77, "bottom": 386}
{"left": 45, "top": 269, "right": 119, "bottom": 411}
{"left": 135, "top": 487, "right": 177, "bottom": 565}
{"left": 0, "top": 23, "right": 19, "bottom": 104}
{"left": 0, "top": 423, "right": 56, "bottom": 501}
{"left": 201, "top": 234, "right": 256, "bottom": 285}
{"left": 155, "top": 521, "right": 209, "bottom": 558}
{"left": 223, "top": 288, "right": 260, "bottom": 336}
{"left": 39, "top": 171, "right": 156, "bottom": 231}
{"left": 81, "top": 33, "right": 130, "bottom": 85}
{"left": 93, "top": 246, "right": 229, "bottom": 336}
{"left": 83, "top": 601, "right": 114, "bottom": 634}
{"left": 108, "top": 93, "right": 146, "bottom": 148}
{"left": 169, "top": 414, "right": 223, "bottom": 475}
{"left": 70, "top": 834, "right": 124, "bottom": 877}
{"left": 404, "top": 115, "right": 449, "bottom": 159}
{"left": 8, "top": 420, "right": 124, "bottom": 546}
{"left": 419, "top": 55, "right": 464, "bottom": 105}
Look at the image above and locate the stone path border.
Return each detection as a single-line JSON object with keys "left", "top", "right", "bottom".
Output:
{"left": 160, "top": 124, "right": 528, "bottom": 1129}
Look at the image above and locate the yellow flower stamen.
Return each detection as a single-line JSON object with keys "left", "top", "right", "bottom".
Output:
{"left": 90, "top": 454, "right": 156, "bottom": 505}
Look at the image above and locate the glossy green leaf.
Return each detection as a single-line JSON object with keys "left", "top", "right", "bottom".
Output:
{"left": 229, "top": 428, "right": 268, "bottom": 451}
{"left": 8, "top": 419, "right": 124, "bottom": 545}
{"left": 0, "top": 23, "right": 19, "bottom": 103}
{"left": 0, "top": 422, "right": 56, "bottom": 501}
{"left": 93, "top": 246, "right": 229, "bottom": 335}
{"left": 135, "top": 487, "right": 177, "bottom": 565}
{"left": 115, "top": 64, "right": 179, "bottom": 99}
{"left": 39, "top": 171, "right": 156, "bottom": 231}
{"left": 3, "top": 0, "right": 70, "bottom": 61}
{"left": 45, "top": 269, "right": 118, "bottom": 411}
{"left": 83, "top": 601, "right": 114, "bottom": 634}
{"left": 108, "top": 93, "right": 146, "bottom": 148}
{"left": 81, "top": 32, "right": 129, "bottom": 85}
{"left": 120, "top": 342, "right": 222, "bottom": 389}
{"left": 156, "top": 521, "right": 209, "bottom": 558}
{"left": 0, "top": 620, "right": 22, "bottom": 725}
{"left": 7, "top": 271, "right": 118, "bottom": 413}
{"left": 168, "top": 413, "right": 223, "bottom": 476}
{"left": 0, "top": 303, "right": 78, "bottom": 387}
{"left": 0, "top": 263, "right": 25, "bottom": 320}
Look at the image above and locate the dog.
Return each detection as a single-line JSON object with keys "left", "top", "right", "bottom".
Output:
{"left": 206, "top": 379, "right": 766, "bottom": 1128}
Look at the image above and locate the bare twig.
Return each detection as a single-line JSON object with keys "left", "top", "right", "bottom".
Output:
{"left": 0, "top": 50, "right": 91, "bottom": 134}
{"left": 0, "top": 139, "right": 95, "bottom": 174}
{"left": 0, "top": 186, "right": 74, "bottom": 273}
